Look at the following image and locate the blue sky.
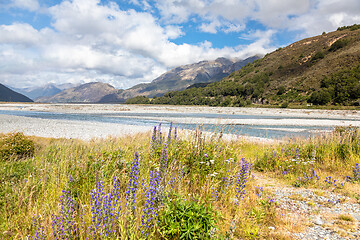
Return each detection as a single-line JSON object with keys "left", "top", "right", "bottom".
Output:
{"left": 1, "top": 0, "right": 360, "bottom": 89}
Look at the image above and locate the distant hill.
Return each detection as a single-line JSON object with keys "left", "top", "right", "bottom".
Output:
{"left": 0, "top": 84, "right": 33, "bottom": 102}
{"left": 13, "top": 83, "right": 80, "bottom": 100}
{"left": 131, "top": 25, "right": 360, "bottom": 107}
{"left": 113, "top": 56, "right": 259, "bottom": 102}
{"left": 37, "top": 82, "right": 120, "bottom": 103}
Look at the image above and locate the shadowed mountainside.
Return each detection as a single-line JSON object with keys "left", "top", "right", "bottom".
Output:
{"left": 36, "top": 82, "right": 120, "bottom": 103}
{"left": 0, "top": 84, "right": 33, "bottom": 102}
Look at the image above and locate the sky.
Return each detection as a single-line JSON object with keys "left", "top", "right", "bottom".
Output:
{"left": 1, "top": 0, "right": 360, "bottom": 89}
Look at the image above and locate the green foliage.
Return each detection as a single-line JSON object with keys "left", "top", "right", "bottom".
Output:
{"left": 329, "top": 39, "right": 349, "bottom": 52}
{"left": 0, "top": 132, "right": 35, "bottom": 161}
{"left": 308, "top": 90, "right": 331, "bottom": 105}
{"left": 159, "top": 196, "right": 218, "bottom": 240}
{"left": 255, "top": 127, "right": 360, "bottom": 176}
{"left": 311, "top": 51, "right": 325, "bottom": 62}
{"left": 316, "top": 65, "right": 360, "bottom": 105}
{"left": 337, "top": 24, "right": 360, "bottom": 31}
{"left": 126, "top": 95, "right": 151, "bottom": 104}
{"left": 280, "top": 102, "right": 289, "bottom": 108}
{"left": 277, "top": 86, "right": 286, "bottom": 95}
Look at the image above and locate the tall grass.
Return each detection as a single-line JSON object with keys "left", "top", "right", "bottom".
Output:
{"left": 0, "top": 125, "right": 359, "bottom": 239}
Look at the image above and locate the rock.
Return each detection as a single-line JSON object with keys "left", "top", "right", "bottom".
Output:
{"left": 352, "top": 213, "right": 360, "bottom": 221}
{"left": 313, "top": 216, "right": 324, "bottom": 225}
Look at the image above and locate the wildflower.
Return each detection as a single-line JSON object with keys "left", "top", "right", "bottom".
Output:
{"left": 126, "top": 152, "right": 140, "bottom": 216}
{"left": 140, "top": 170, "right": 161, "bottom": 237}
{"left": 167, "top": 121, "right": 173, "bottom": 145}
{"left": 211, "top": 187, "right": 218, "bottom": 201}
{"left": 235, "top": 158, "right": 249, "bottom": 204}
{"left": 52, "top": 190, "right": 77, "bottom": 239}
{"left": 32, "top": 215, "right": 45, "bottom": 240}
{"left": 255, "top": 186, "right": 264, "bottom": 198}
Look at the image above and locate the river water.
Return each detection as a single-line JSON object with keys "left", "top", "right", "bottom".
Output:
{"left": 0, "top": 108, "right": 349, "bottom": 139}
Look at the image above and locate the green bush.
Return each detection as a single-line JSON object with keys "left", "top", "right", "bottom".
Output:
{"left": 125, "top": 95, "right": 151, "bottom": 104}
{"left": 308, "top": 90, "right": 331, "bottom": 105}
{"left": 159, "top": 197, "right": 218, "bottom": 239}
{"left": 0, "top": 132, "right": 35, "bottom": 161}
{"left": 311, "top": 51, "right": 325, "bottom": 62}
{"left": 329, "top": 39, "right": 349, "bottom": 52}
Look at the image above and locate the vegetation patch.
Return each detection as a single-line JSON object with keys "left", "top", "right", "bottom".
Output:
{"left": 0, "top": 132, "right": 34, "bottom": 161}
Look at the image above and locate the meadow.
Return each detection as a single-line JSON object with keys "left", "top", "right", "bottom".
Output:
{"left": 0, "top": 124, "right": 359, "bottom": 239}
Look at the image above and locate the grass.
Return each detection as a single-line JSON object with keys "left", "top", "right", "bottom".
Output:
{"left": 0, "top": 125, "right": 359, "bottom": 239}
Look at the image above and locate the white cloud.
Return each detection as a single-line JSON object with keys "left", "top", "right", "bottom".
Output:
{"left": 0, "top": 23, "right": 40, "bottom": 46}
{"left": 1, "top": 0, "right": 273, "bottom": 89}
{"left": 9, "top": 0, "right": 40, "bottom": 11}
{"left": 3, "top": 0, "right": 359, "bottom": 90}
{"left": 155, "top": 0, "right": 360, "bottom": 37}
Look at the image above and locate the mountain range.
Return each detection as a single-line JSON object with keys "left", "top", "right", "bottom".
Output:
{"left": 12, "top": 83, "right": 79, "bottom": 101}
{"left": 36, "top": 82, "right": 121, "bottom": 103}
{"left": 109, "top": 56, "right": 260, "bottom": 102}
{"left": 26, "top": 56, "right": 259, "bottom": 103}
{"left": 0, "top": 83, "right": 33, "bottom": 102}
{"left": 132, "top": 25, "right": 360, "bottom": 107}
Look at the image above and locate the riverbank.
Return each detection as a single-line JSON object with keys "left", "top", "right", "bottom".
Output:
{"left": 0, "top": 103, "right": 358, "bottom": 141}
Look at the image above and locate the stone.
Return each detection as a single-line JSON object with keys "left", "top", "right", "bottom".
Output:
{"left": 314, "top": 216, "right": 324, "bottom": 226}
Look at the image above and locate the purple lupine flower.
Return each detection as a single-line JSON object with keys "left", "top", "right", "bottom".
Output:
{"left": 51, "top": 190, "right": 78, "bottom": 239}
{"left": 211, "top": 187, "right": 218, "bottom": 201}
{"left": 174, "top": 127, "right": 177, "bottom": 142}
{"left": 167, "top": 121, "right": 173, "bottom": 145}
{"left": 235, "top": 158, "right": 249, "bottom": 204}
{"left": 140, "top": 170, "right": 161, "bottom": 237}
{"left": 151, "top": 126, "right": 157, "bottom": 152}
{"left": 158, "top": 123, "right": 163, "bottom": 145}
{"left": 90, "top": 177, "right": 122, "bottom": 238}
{"left": 126, "top": 152, "right": 140, "bottom": 216}
{"left": 255, "top": 186, "right": 264, "bottom": 198}
{"left": 32, "top": 215, "right": 46, "bottom": 240}
{"left": 354, "top": 163, "right": 360, "bottom": 181}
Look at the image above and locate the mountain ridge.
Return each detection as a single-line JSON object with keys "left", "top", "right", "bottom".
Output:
{"left": 112, "top": 56, "right": 260, "bottom": 102}
{"left": 0, "top": 84, "right": 33, "bottom": 102}
{"left": 131, "top": 26, "right": 360, "bottom": 107}
{"left": 36, "top": 82, "right": 119, "bottom": 103}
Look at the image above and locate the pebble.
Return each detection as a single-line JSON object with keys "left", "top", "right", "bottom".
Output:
{"left": 270, "top": 186, "right": 360, "bottom": 240}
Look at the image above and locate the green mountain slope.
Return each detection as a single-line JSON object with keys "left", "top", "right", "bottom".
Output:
{"left": 128, "top": 25, "right": 360, "bottom": 107}
{"left": 0, "top": 84, "right": 33, "bottom": 102}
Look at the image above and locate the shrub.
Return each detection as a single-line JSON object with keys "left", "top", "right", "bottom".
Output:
{"left": 311, "top": 51, "right": 325, "bottom": 62}
{"left": 0, "top": 132, "right": 34, "bottom": 161}
{"left": 126, "top": 96, "right": 151, "bottom": 104}
{"left": 280, "top": 102, "right": 289, "bottom": 108}
{"left": 308, "top": 90, "right": 331, "bottom": 105}
{"left": 329, "top": 39, "right": 349, "bottom": 52}
{"left": 277, "top": 86, "right": 286, "bottom": 95}
{"left": 159, "top": 197, "right": 218, "bottom": 239}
